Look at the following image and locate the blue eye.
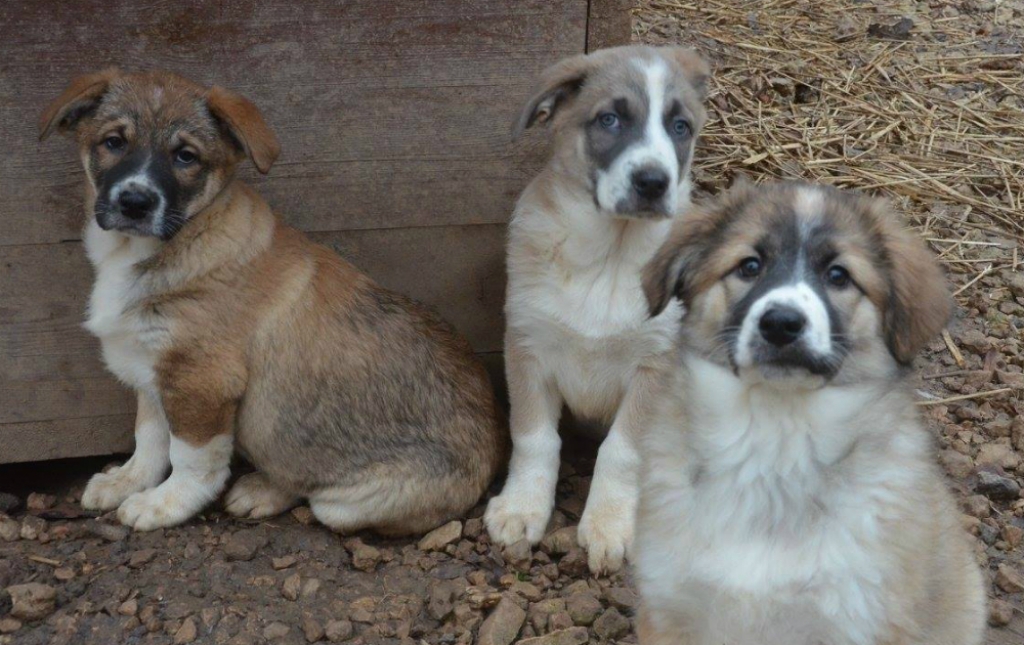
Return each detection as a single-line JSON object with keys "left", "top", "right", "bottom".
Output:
{"left": 598, "top": 112, "right": 620, "bottom": 129}
{"left": 672, "top": 118, "right": 691, "bottom": 137}
{"left": 826, "top": 265, "right": 850, "bottom": 288}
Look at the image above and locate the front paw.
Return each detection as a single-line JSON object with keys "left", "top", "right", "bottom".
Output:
{"left": 225, "top": 473, "right": 299, "bottom": 519}
{"left": 82, "top": 467, "right": 152, "bottom": 511}
{"left": 577, "top": 499, "right": 635, "bottom": 575}
{"left": 117, "top": 486, "right": 193, "bottom": 531}
{"left": 485, "top": 488, "right": 554, "bottom": 546}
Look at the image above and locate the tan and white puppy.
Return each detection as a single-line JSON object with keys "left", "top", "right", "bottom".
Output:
{"left": 484, "top": 46, "right": 709, "bottom": 573}
{"left": 637, "top": 180, "right": 985, "bottom": 645}
{"left": 40, "top": 69, "right": 505, "bottom": 534}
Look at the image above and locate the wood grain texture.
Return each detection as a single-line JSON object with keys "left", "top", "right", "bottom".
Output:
{"left": 587, "top": 0, "right": 634, "bottom": 52}
{"left": 1, "top": 0, "right": 588, "bottom": 247}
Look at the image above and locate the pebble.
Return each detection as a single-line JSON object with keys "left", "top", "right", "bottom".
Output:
{"left": 223, "top": 528, "right": 268, "bottom": 562}
{"left": 418, "top": 520, "right": 463, "bottom": 551}
{"left": 173, "top": 617, "right": 198, "bottom": 644}
{"left": 603, "top": 586, "right": 638, "bottom": 611}
{"left": 291, "top": 506, "right": 316, "bottom": 525}
{"left": 428, "top": 582, "right": 457, "bottom": 620}
{"left": 539, "top": 527, "right": 577, "bottom": 555}
{"left": 0, "top": 517, "right": 19, "bottom": 542}
{"left": 1002, "top": 524, "right": 1024, "bottom": 549}
{"left": 301, "top": 617, "right": 325, "bottom": 642}
{"left": 0, "top": 617, "right": 22, "bottom": 634}
{"left": 19, "top": 516, "right": 47, "bottom": 541}
{"left": 477, "top": 596, "right": 527, "bottom": 645}
{"left": 504, "top": 539, "right": 533, "bottom": 572}
{"left": 129, "top": 549, "right": 158, "bottom": 568}
{"left": 976, "top": 443, "right": 1021, "bottom": 471}
{"left": 324, "top": 618, "right": 353, "bottom": 642}
{"left": 593, "top": 607, "right": 630, "bottom": 640}
{"left": 85, "top": 520, "right": 129, "bottom": 542}
{"left": 995, "top": 563, "right": 1024, "bottom": 593}
{"left": 989, "top": 599, "right": 1014, "bottom": 627}
{"left": 281, "top": 573, "right": 301, "bottom": 601}
{"left": 271, "top": 555, "right": 297, "bottom": 570}
{"left": 7, "top": 583, "right": 57, "bottom": 621}
{"left": 518, "top": 626, "right": 589, "bottom": 645}
{"left": 0, "top": 493, "right": 19, "bottom": 515}
{"left": 25, "top": 493, "right": 56, "bottom": 511}
{"left": 975, "top": 471, "right": 1021, "bottom": 501}
{"left": 118, "top": 599, "right": 138, "bottom": 616}
{"left": 345, "top": 539, "right": 382, "bottom": 572}
{"left": 963, "top": 495, "right": 991, "bottom": 518}
{"left": 53, "top": 567, "right": 75, "bottom": 582}
{"left": 556, "top": 549, "right": 588, "bottom": 577}
{"left": 565, "top": 593, "right": 602, "bottom": 626}
{"left": 263, "top": 621, "right": 290, "bottom": 640}
{"left": 938, "top": 450, "right": 974, "bottom": 479}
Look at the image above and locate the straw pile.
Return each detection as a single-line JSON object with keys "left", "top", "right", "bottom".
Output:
{"left": 635, "top": 0, "right": 1024, "bottom": 299}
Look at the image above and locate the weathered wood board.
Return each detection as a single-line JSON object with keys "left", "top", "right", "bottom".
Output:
{"left": 0, "top": 0, "right": 629, "bottom": 463}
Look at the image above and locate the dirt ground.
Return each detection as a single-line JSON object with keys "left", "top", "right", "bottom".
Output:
{"left": 2, "top": 1, "right": 1023, "bottom": 643}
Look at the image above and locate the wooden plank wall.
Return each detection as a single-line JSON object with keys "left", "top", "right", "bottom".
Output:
{"left": 0, "top": 0, "right": 629, "bottom": 463}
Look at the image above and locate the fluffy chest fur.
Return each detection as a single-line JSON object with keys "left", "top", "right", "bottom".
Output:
{"left": 506, "top": 183, "right": 682, "bottom": 420}
{"left": 637, "top": 358, "right": 929, "bottom": 645}
{"left": 82, "top": 220, "right": 168, "bottom": 393}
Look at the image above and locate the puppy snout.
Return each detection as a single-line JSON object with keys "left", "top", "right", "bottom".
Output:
{"left": 759, "top": 307, "right": 806, "bottom": 347}
{"left": 631, "top": 167, "right": 669, "bottom": 201}
{"left": 118, "top": 190, "right": 157, "bottom": 220}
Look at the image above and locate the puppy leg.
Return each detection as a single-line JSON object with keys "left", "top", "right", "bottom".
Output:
{"left": 225, "top": 472, "right": 301, "bottom": 519}
{"left": 638, "top": 606, "right": 692, "bottom": 645}
{"left": 485, "top": 341, "right": 562, "bottom": 545}
{"left": 118, "top": 366, "right": 239, "bottom": 531}
{"left": 82, "top": 391, "right": 170, "bottom": 510}
{"left": 577, "top": 365, "right": 655, "bottom": 574}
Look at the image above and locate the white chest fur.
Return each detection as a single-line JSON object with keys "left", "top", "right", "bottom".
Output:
{"left": 83, "top": 221, "right": 166, "bottom": 393}
{"left": 638, "top": 358, "right": 925, "bottom": 645}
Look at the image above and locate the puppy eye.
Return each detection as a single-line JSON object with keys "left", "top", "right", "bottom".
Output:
{"left": 737, "top": 256, "right": 763, "bottom": 280}
{"left": 174, "top": 149, "right": 198, "bottom": 166}
{"left": 598, "top": 112, "right": 621, "bottom": 129}
{"left": 103, "top": 135, "right": 125, "bottom": 151}
{"left": 671, "top": 118, "right": 691, "bottom": 137}
{"left": 826, "top": 265, "right": 851, "bottom": 288}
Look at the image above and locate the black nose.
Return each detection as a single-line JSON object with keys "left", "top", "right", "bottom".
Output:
{"left": 631, "top": 168, "right": 669, "bottom": 201}
{"left": 117, "top": 190, "right": 156, "bottom": 220}
{"left": 759, "top": 307, "right": 806, "bottom": 346}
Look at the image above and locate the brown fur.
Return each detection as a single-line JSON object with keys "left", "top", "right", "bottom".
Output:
{"left": 41, "top": 70, "right": 506, "bottom": 535}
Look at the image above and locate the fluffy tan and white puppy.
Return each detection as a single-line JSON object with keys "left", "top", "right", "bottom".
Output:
{"left": 39, "top": 69, "right": 505, "bottom": 534}
{"left": 484, "top": 45, "right": 709, "bottom": 573}
{"left": 636, "top": 180, "right": 986, "bottom": 645}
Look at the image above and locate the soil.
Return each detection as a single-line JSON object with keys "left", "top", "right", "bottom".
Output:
{"left": 2, "top": 1, "right": 1023, "bottom": 643}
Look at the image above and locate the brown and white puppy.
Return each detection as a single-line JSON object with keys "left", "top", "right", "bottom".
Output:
{"left": 39, "top": 69, "right": 505, "bottom": 534}
{"left": 636, "top": 180, "right": 985, "bottom": 645}
{"left": 484, "top": 46, "right": 709, "bottom": 573}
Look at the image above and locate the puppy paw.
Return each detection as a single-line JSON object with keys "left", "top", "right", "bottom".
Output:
{"left": 225, "top": 473, "right": 299, "bottom": 519}
{"left": 81, "top": 467, "right": 154, "bottom": 511}
{"left": 577, "top": 500, "right": 635, "bottom": 575}
{"left": 484, "top": 488, "right": 553, "bottom": 546}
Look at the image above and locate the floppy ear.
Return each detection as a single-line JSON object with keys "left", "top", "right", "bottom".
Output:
{"left": 664, "top": 47, "right": 711, "bottom": 100}
{"left": 39, "top": 68, "right": 119, "bottom": 140}
{"left": 207, "top": 86, "right": 281, "bottom": 174}
{"left": 513, "top": 53, "right": 596, "bottom": 139}
{"left": 877, "top": 203, "right": 953, "bottom": 363}
{"left": 642, "top": 227, "right": 695, "bottom": 318}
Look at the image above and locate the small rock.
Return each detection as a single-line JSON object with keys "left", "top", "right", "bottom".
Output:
{"left": 976, "top": 443, "right": 1021, "bottom": 471}
{"left": 464, "top": 517, "right": 484, "bottom": 539}
{"left": 1002, "top": 524, "right": 1024, "bottom": 549}
{"left": 418, "top": 520, "right": 463, "bottom": 551}
{"left": 511, "top": 581, "right": 541, "bottom": 601}
{"left": 85, "top": 520, "right": 129, "bottom": 542}
{"left": 0, "top": 493, "right": 20, "bottom": 515}
{"left": 428, "top": 583, "right": 457, "bottom": 620}
{"left": 604, "top": 586, "right": 638, "bottom": 611}
{"left": 301, "top": 578, "right": 321, "bottom": 599}
{"left": 539, "top": 527, "right": 577, "bottom": 555}
{"left": 345, "top": 539, "right": 381, "bottom": 572}
{"left": 25, "top": 493, "right": 56, "bottom": 511}
{"left": 995, "top": 564, "right": 1024, "bottom": 593}
{"left": 291, "top": 506, "right": 316, "bottom": 525}
{"left": 504, "top": 539, "right": 533, "bottom": 572}
{"left": 282, "top": 573, "right": 301, "bottom": 601}
{"left": 593, "top": 607, "right": 630, "bottom": 640}
{"left": 0, "top": 517, "right": 19, "bottom": 542}
{"left": 173, "top": 617, "right": 198, "bottom": 644}
{"left": 565, "top": 593, "right": 602, "bottom": 626}
{"left": 963, "top": 495, "right": 991, "bottom": 518}
{"left": 989, "top": 599, "right": 1014, "bottom": 627}
{"left": 8, "top": 583, "right": 57, "bottom": 621}
{"left": 263, "top": 621, "right": 290, "bottom": 640}
{"left": 19, "top": 516, "right": 47, "bottom": 541}
{"left": 118, "top": 599, "right": 138, "bottom": 616}
{"left": 53, "top": 567, "right": 75, "bottom": 582}
{"left": 959, "top": 329, "right": 992, "bottom": 354}
{"left": 938, "top": 450, "right": 974, "bottom": 479}
{"left": 348, "top": 597, "right": 375, "bottom": 623}
{"left": 129, "top": 549, "right": 158, "bottom": 568}
{"left": 477, "top": 597, "right": 526, "bottom": 645}
{"left": 975, "top": 471, "right": 1021, "bottom": 501}
{"left": 324, "top": 619, "right": 353, "bottom": 642}
{"left": 271, "top": 555, "right": 297, "bottom": 570}
{"left": 223, "top": 528, "right": 267, "bottom": 562}
{"left": 556, "top": 548, "right": 588, "bottom": 577}
{"left": 0, "top": 617, "right": 21, "bottom": 634}
{"left": 518, "top": 626, "right": 590, "bottom": 645}
{"left": 302, "top": 617, "right": 325, "bottom": 642}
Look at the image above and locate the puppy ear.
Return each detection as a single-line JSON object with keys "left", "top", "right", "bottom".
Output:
{"left": 877, "top": 203, "right": 953, "bottom": 363}
{"left": 39, "top": 68, "right": 119, "bottom": 141}
{"left": 513, "top": 53, "right": 595, "bottom": 139}
{"left": 207, "top": 86, "right": 281, "bottom": 174}
{"left": 642, "top": 228, "right": 694, "bottom": 318}
{"left": 664, "top": 47, "right": 711, "bottom": 99}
